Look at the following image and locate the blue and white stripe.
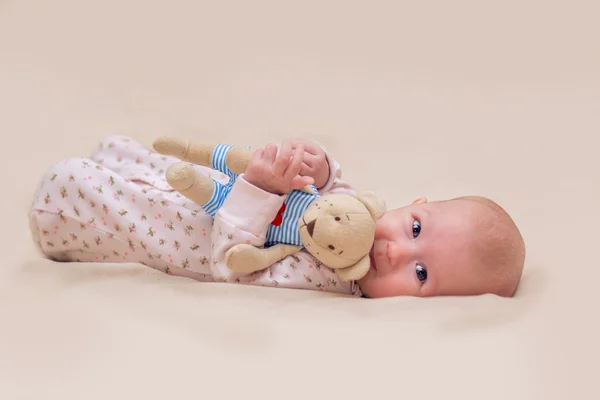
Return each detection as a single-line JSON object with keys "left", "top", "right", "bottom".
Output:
{"left": 200, "top": 144, "right": 237, "bottom": 217}
{"left": 265, "top": 185, "right": 319, "bottom": 247}
{"left": 202, "top": 180, "right": 233, "bottom": 217}
{"left": 211, "top": 144, "right": 237, "bottom": 181}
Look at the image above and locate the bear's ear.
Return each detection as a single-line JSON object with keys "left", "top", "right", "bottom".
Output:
{"left": 336, "top": 255, "right": 371, "bottom": 282}
{"left": 355, "top": 191, "right": 386, "bottom": 220}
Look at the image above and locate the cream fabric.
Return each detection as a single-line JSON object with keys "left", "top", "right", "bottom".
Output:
{"left": 0, "top": 1, "right": 598, "bottom": 399}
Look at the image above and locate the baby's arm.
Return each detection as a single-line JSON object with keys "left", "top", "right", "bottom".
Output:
{"left": 209, "top": 175, "right": 358, "bottom": 295}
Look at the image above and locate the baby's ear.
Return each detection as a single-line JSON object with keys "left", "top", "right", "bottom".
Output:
{"left": 355, "top": 191, "right": 386, "bottom": 220}
{"left": 412, "top": 197, "right": 428, "bottom": 205}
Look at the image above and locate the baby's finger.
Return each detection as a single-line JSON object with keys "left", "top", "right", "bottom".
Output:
{"left": 290, "top": 175, "right": 315, "bottom": 191}
{"left": 273, "top": 140, "right": 293, "bottom": 174}
{"left": 295, "top": 151, "right": 320, "bottom": 168}
{"left": 252, "top": 148, "right": 264, "bottom": 160}
{"left": 299, "top": 162, "right": 313, "bottom": 176}
{"left": 262, "top": 143, "right": 278, "bottom": 163}
{"left": 248, "top": 148, "right": 264, "bottom": 168}
{"left": 291, "top": 139, "right": 321, "bottom": 156}
{"left": 284, "top": 144, "right": 304, "bottom": 179}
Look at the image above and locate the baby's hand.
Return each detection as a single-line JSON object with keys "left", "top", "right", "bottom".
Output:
{"left": 291, "top": 139, "right": 330, "bottom": 189}
{"left": 244, "top": 140, "right": 315, "bottom": 195}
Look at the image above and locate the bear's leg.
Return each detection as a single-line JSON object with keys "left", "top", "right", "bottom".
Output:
{"left": 153, "top": 137, "right": 214, "bottom": 167}
{"left": 165, "top": 162, "right": 235, "bottom": 217}
{"left": 209, "top": 144, "right": 254, "bottom": 179}
{"left": 224, "top": 147, "right": 254, "bottom": 175}
{"left": 165, "top": 162, "right": 215, "bottom": 206}
{"left": 153, "top": 138, "right": 255, "bottom": 176}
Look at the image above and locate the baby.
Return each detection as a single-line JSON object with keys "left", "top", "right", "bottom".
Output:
{"left": 28, "top": 135, "right": 526, "bottom": 298}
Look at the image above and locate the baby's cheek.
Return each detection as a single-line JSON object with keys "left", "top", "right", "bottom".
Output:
{"left": 363, "top": 275, "right": 419, "bottom": 298}
{"left": 359, "top": 277, "right": 390, "bottom": 298}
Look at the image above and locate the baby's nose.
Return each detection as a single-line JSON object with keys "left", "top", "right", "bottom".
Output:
{"left": 387, "top": 242, "right": 413, "bottom": 267}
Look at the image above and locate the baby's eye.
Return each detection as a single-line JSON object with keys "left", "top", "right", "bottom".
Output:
{"left": 415, "top": 264, "right": 427, "bottom": 283}
{"left": 412, "top": 219, "right": 421, "bottom": 239}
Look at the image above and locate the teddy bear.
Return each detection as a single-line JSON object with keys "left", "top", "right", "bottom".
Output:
{"left": 152, "top": 137, "right": 386, "bottom": 282}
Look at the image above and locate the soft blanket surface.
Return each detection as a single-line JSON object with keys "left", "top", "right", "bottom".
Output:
{"left": 0, "top": 1, "right": 598, "bottom": 399}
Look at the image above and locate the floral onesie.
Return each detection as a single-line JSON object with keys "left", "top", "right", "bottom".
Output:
{"left": 29, "top": 135, "right": 362, "bottom": 296}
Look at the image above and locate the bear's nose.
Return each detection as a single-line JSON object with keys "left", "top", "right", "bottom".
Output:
{"left": 306, "top": 220, "right": 316, "bottom": 237}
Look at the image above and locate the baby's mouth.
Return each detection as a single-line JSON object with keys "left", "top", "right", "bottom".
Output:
{"left": 369, "top": 246, "right": 377, "bottom": 271}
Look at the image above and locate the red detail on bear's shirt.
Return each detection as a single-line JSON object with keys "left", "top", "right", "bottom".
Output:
{"left": 271, "top": 203, "right": 286, "bottom": 226}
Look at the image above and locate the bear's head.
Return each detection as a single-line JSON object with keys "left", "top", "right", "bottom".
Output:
{"left": 298, "top": 191, "right": 386, "bottom": 282}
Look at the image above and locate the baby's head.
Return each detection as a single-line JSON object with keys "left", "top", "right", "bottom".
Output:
{"left": 358, "top": 196, "right": 525, "bottom": 299}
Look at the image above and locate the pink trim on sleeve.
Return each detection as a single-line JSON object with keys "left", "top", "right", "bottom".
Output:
{"left": 218, "top": 175, "right": 286, "bottom": 237}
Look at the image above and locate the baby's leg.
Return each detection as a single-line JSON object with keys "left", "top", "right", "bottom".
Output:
{"left": 90, "top": 135, "right": 231, "bottom": 188}
{"left": 29, "top": 157, "right": 215, "bottom": 280}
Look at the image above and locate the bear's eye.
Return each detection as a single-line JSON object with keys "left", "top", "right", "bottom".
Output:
{"left": 328, "top": 245, "right": 335, "bottom": 250}
{"left": 334, "top": 216, "right": 341, "bottom": 221}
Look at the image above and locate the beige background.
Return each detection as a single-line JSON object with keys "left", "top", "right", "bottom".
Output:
{"left": 0, "top": 1, "right": 598, "bottom": 399}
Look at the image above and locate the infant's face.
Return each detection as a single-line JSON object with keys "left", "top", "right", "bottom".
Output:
{"left": 358, "top": 199, "right": 486, "bottom": 298}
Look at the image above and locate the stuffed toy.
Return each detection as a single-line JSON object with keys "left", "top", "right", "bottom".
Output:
{"left": 152, "top": 137, "right": 386, "bottom": 282}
